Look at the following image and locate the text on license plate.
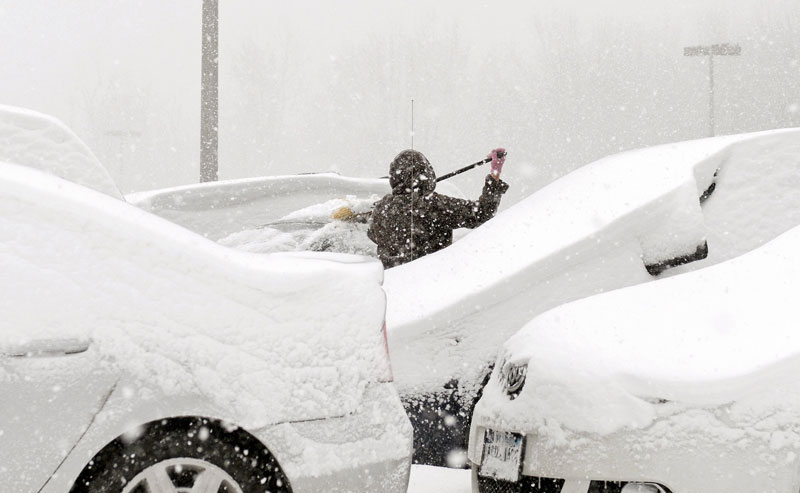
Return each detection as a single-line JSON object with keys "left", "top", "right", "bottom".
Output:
{"left": 479, "top": 429, "right": 525, "bottom": 482}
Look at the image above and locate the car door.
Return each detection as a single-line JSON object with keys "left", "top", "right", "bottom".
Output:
{"left": 0, "top": 338, "right": 117, "bottom": 493}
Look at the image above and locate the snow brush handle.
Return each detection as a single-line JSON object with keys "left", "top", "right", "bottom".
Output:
{"left": 435, "top": 150, "right": 507, "bottom": 182}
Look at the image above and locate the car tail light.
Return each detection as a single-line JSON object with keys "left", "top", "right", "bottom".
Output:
{"left": 376, "top": 322, "right": 394, "bottom": 383}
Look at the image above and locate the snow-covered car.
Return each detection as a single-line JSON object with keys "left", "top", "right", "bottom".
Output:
{"left": 383, "top": 128, "right": 800, "bottom": 465}
{"left": 127, "top": 169, "right": 465, "bottom": 257}
{"left": 0, "top": 106, "right": 413, "bottom": 492}
{"left": 120, "top": 107, "right": 800, "bottom": 469}
{"left": 469, "top": 222, "right": 800, "bottom": 493}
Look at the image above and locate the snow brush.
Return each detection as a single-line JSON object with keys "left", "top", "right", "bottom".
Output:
{"left": 434, "top": 150, "right": 507, "bottom": 182}
{"left": 331, "top": 150, "right": 508, "bottom": 222}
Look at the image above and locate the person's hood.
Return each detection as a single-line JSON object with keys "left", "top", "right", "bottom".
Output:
{"left": 389, "top": 150, "right": 437, "bottom": 195}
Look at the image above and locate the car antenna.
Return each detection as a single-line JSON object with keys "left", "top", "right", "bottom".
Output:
{"left": 411, "top": 99, "right": 414, "bottom": 150}
{"left": 410, "top": 98, "right": 415, "bottom": 260}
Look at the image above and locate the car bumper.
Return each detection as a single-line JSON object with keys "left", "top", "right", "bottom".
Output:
{"left": 255, "top": 382, "right": 414, "bottom": 493}
{"left": 469, "top": 424, "right": 800, "bottom": 493}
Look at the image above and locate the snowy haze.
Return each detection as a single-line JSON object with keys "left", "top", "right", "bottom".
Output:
{"left": 2, "top": 0, "right": 798, "bottom": 203}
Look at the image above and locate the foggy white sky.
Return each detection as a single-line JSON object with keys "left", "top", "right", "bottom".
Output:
{"left": 1, "top": 0, "right": 798, "bottom": 200}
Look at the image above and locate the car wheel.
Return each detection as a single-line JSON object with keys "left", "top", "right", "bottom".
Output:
{"left": 122, "top": 458, "right": 243, "bottom": 493}
{"left": 70, "top": 416, "right": 292, "bottom": 493}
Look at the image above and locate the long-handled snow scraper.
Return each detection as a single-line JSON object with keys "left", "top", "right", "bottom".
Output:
{"left": 331, "top": 150, "right": 508, "bottom": 222}
{"left": 434, "top": 150, "right": 507, "bottom": 182}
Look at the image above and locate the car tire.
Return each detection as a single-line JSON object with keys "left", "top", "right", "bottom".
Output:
{"left": 70, "top": 416, "right": 292, "bottom": 493}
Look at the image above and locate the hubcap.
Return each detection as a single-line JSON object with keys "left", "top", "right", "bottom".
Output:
{"left": 121, "top": 458, "right": 244, "bottom": 493}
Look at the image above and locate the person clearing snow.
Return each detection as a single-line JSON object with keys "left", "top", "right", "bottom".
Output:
{"left": 368, "top": 148, "right": 509, "bottom": 268}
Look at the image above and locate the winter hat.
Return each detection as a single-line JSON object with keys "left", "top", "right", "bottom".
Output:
{"left": 389, "top": 149, "right": 437, "bottom": 195}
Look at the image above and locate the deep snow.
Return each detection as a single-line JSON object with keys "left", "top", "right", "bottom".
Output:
{"left": 468, "top": 226, "right": 800, "bottom": 492}
{"left": 384, "top": 128, "right": 800, "bottom": 397}
{"left": 0, "top": 161, "right": 389, "bottom": 430}
{"left": 0, "top": 105, "right": 412, "bottom": 493}
{"left": 466, "top": 128, "right": 800, "bottom": 490}
{"left": 481, "top": 224, "right": 800, "bottom": 441}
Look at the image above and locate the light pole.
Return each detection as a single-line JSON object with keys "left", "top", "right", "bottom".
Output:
{"left": 200, "top": 0, "right": 219, "bottom": 182}
{"left": 684, "top": 43, "right": 741, "bottom": 137}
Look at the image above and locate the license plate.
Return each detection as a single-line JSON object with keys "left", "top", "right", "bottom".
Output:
{"left": 479, "top": 429, "right": 525, "bottom": 482}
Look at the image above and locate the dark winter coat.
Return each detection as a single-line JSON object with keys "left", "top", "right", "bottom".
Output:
{"left": 368, "top": 149, "right": 509, "bottom": 269}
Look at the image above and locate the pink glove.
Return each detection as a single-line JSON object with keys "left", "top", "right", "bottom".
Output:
{"left": 488, "top": 148, "right": 506, "bottom": 179}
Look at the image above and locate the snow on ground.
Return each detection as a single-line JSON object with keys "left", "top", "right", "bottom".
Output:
{"left": 0, "top": 105, "right": 122, "bottom": 198}
{"left": 0, "top": 162, "right": 388, "bottom": 430}
{"left": 384, "top": 129, "right": 800, "bottom": 395}
{"left": 407, "top": 465, "right": 470, "bottom": 493}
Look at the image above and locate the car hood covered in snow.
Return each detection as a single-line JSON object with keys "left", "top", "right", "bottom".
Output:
{"left": 478, "top": 224, "right": 800, "bottom": 443}
{"left": 0, "top": 162, "right": 386, "bottom": 429}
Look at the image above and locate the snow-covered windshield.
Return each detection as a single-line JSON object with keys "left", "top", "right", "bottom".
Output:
{"left": 218, "top": 196, "right": 379, "bottom": 256}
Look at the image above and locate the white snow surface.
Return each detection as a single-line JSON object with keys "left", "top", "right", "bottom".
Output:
{"left": 279, "top": 195, "right": 376, "bottom": 222}
{"left": 477, "top": 224, "right": 800, "bottom": 449}
{"left": 666, "top": 129, "right": 800, "bottom": 275}
{"left": 128, "top": 173, "right": 464, "bottom": 241}
{"left": 407, "top": 465, "right": 470, "bottom": 493}
{"left": 0, "top": 105, "right": 122, "bottom": 199}
{"left": 384, "top": 129, "right": 800, "bottom": 394}
{"left": 0, "top": 162, "right": 388, "bottom": 429}
{"left": 218, "top": 195, "right": 379, "bottom": 257}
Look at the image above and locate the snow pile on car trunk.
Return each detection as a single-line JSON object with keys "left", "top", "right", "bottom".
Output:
{"left": 0, "top": 105, "right": 122, "bottom": 199}
{"left": 384, "top": 129, "right": 800, "bottom": 396}
{"left": 477, "top": 225, "right": 800, "bottom": 450}
{"left": 0, "top": 162, "right": 387, "bottom": 429}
